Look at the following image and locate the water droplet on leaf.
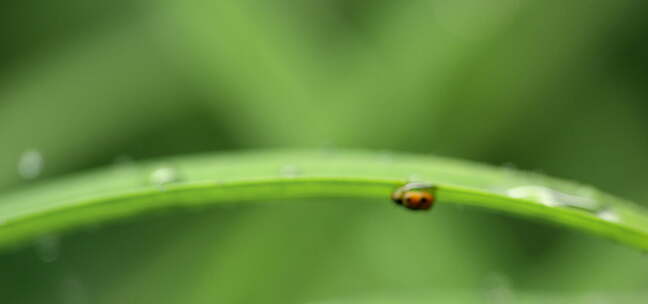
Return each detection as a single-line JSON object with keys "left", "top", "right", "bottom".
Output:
{"left": 379, "top": 151, "right": 394, "bottom": 164}
{"left": 506, "top": 185, "right": 602, "bottom": 211}
{"left": 507, "top": 186, "right": 561, "bottom": 207}
{"left": 149, "top": 167, "right": 179, "bottom": 190}
{"left": 17, "top": 149, "right": 44, "bottom": 180}
{"left": 279, "top": 165, "right": 302, "bottom": 178}
{"left": 596, "top": 208, "right": 620, "bottom": 223}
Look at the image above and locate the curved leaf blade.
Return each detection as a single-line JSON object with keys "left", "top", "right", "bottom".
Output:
{"left": 0, "top": 150, "right": 646, "bottom": 251}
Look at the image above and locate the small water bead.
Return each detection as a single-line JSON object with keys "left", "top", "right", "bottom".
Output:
{"left": 378, "top": 150, "right": 394, "bottom": 164}
{"left": 149, "top": 167, "right": 180, "bottom": 190}
{"left": 279, "top": 164, "right": 302, "bottom": 178}
{"left": 596, "top": 208, "right": 620, "bottom": 223}
{"left": 506, "top": 186, "right": 559, "bottom": 206}
{"left": 35, "top": 234, "right": 60, "bottom": 263}
{"left": 17, "top": 149, "right": 44, "bottom": 180}
{"left": 506, "top": 185, "right": 602, "bottom": 211}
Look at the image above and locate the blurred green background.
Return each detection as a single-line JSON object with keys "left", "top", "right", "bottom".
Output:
{"left": 1, "top": 0, "right": 648, "bottom": 303}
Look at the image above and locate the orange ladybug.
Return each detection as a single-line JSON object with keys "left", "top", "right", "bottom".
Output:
{"left": 392, "top": 182, "right": 437, "bottom": 210}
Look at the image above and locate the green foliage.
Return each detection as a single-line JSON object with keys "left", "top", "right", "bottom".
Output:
{"left": 2, "top": 0, "right": 648, "bottom": 303}
{"left": 2, "top": 150, "right": 648, "bottom": 252}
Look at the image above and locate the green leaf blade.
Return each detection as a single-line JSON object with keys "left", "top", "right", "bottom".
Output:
{"left": 1, "top": 150, "right": 647, "bottom": 251}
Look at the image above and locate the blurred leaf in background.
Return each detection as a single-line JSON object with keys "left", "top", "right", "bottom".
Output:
{"left": 1, "top": 0, "right": 648, "bottom": 303}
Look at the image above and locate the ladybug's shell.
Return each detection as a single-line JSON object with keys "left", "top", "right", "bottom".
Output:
{"left": 402, "top": 191, "right": 434, "bottom": 210}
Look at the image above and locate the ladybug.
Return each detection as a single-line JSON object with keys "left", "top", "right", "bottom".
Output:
{"left": 391, "top": 182, "right": 437, "bottom": 210}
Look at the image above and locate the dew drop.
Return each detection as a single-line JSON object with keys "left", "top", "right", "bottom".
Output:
{"left": 506, "top": 185, "right": 601, "bottom": 211}
{"left": 279, "top": 164, "right": 302, "bottom": 178}
{"left": 17, "top": 149, "right": 44, "bottom": 180}
{"left": 35, "top": 234, "right": 60, "bottom": 263}
{"left": 506, "top": 186, "right": 560, "bottom": 207}
{"left": 378, "top": 151, "right": 394, "bottom": 164}
{"left": 596, "top": 208, "right": 620, "bottom": 223}
{"left": 149, "top": 167, "right": 179, "bottom": 190}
